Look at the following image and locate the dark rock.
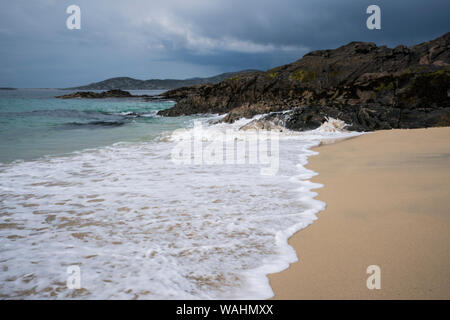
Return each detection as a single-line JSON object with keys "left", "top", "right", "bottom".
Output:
{"left": 56, "top": 89, "right": 134, "bottom": 99}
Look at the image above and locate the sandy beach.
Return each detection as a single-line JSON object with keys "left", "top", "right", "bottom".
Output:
{"left": 269, "top": 127, "right": 450, "bottom": 299}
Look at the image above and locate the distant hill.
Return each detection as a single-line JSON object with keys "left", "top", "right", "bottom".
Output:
{"left": 67, "top": 70, "right": 259, "bottom": 90}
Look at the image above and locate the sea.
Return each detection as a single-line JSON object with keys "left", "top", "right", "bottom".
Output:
{"left": 0, "top": 89, "right": 361, "bottom": 299}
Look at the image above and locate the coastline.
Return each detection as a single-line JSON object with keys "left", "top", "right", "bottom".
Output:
{"left": 268, "top": 127, "right": 450, "bottom": 299}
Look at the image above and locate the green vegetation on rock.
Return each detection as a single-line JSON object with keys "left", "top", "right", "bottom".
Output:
{"left": 328, "top": 68, "right": 340, "bottom": 78}
{"left": 289, "top": 69, "right": 317, "bottom": 82}
{"left": 375, "top": 81, "right": 395, "bottom": 92}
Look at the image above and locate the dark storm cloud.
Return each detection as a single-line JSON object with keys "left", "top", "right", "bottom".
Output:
{"left": 0, "top": 0, "right": 449, "bottom": 87}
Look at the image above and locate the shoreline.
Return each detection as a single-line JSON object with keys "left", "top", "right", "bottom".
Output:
{"left": 268, "top": 127, "right": 450, "bottom": 299}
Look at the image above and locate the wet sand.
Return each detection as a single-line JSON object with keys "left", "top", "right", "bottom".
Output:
{"left": 269, "top": 127, "right": 450, "bottom": 299}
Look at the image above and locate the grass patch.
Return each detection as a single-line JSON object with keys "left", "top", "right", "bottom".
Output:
{"left": 289, "top": 69, "right": 317, "bottom": 82}
{"left": 375, "top": 81, "right": 394, "bottom": 92}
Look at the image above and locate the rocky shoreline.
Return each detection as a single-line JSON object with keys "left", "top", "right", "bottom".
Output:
{"left": 158, "top": 32, "right": 450, "bottom": 132}
{"left": 55, "top": 89, "right": 176, "bottom": 103}
{"left": 56, "top": 89, "right": 146, "bottom": 99}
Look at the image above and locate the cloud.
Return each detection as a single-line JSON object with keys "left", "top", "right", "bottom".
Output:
{"left": 0, "top": 0, "right": 449, "bottom": 87}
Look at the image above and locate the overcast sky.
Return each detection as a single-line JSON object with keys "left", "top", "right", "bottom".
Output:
{"left": 0, "top": 0, "right": 449, "bottom": 88}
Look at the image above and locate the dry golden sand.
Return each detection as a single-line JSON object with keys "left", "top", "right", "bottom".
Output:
{"left": 269, "top": 127, "right": 450, "bottom": 299}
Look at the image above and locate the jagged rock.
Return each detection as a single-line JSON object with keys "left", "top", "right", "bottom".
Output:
{"left": 240, "top": 120, "right": 287, "bottom": 131}
{"left": 158, "top": 32, "right": 450, "bottom": 132}
{"left": 239, "top": 112, "right": 289, "bottom": 131}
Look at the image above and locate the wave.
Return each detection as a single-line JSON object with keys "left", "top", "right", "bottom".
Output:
{"left": 58, "top": 121, "right": 128, "bottom": 129}
{"left": 108, "top": 110, "right": 160, "bottom": 118}
{"left": 0, "top": 108, "right": 160, "bottom": 120}
{"left": 0, "top": 117, "right": 362, "bottom": 299}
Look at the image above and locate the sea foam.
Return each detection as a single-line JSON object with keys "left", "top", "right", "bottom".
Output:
{"left": 0, "top": 117, "right": 361, "bottom": 299}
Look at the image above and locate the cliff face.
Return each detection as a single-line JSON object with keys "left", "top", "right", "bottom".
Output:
{"left": 158, "top": 33, "right": 450, "bottom": 131}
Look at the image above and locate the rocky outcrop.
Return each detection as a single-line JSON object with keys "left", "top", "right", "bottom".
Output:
{"left": 56, "top": 89, "right": 138, "bottom": 99}
{"left": 240, "top": 104, "right": 450, "bottom": 132}
{"left": 158, "top": 32, "right": 450, "bottom": 131}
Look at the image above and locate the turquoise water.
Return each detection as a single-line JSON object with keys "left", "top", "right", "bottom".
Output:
{"left": 0, "top": 89, "right": 190, "bottom": 163}
{"left": 0, "top": 88, "right": 363, "bottom": 299}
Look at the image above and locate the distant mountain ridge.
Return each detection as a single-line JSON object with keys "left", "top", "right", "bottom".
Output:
{"left": 67, "top": 70, "right": 259, "bottom": 90}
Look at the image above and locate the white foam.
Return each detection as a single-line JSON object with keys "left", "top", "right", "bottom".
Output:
{"left": 0, "top": 117, "right": 362, "bottom": 299}
{"left": 315, "top": 117, "right": 349, "bottom": 133}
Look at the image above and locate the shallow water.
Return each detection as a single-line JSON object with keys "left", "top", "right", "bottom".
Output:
{"left": 0, "top": 90, "right": 361, "bottom": 299}
{"left": 0, "top": 89, "right": 189, "bottom": 163}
